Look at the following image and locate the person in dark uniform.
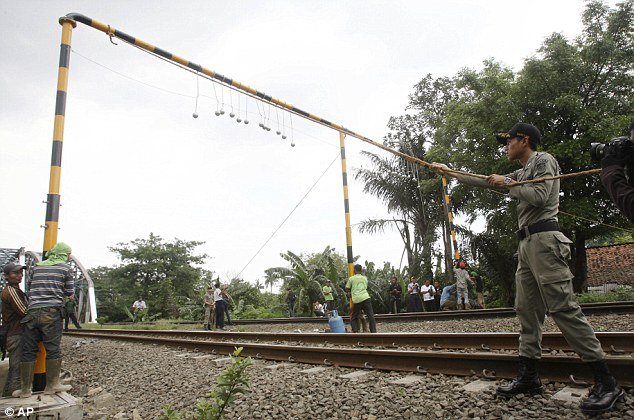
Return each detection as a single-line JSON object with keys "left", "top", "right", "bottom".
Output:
{"left": 471, "top": 271, "right": 486, "bottom": 309}
{"left": 431, "top": 123, "right": 623, "bottom": 414}
{"left": 387, "top": 276, "right": 402, "bottom": 314}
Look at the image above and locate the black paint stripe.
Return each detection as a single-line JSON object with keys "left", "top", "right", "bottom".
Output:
{"left": 342, "top": 172, "right": 348, "bottom": 186}
{"left": 291, "top": 107, "right": 310, "bottom": 118}
{"left": 55, "top": 91, "right": 66, "bottom": 116}
{"left": 59, "top": 44, "right": 71, "bottom": 68}
{"left": 64, "top": 13, "right": 92, "bottom": 26}
{"left": 321, "top": 118, "right": 333, "bottom": 126}
{"left": 346, "top": 246, "right": 354, "bottom": 263}
{"left": 344, "top": 198, "right": 350, "bottom": 213}
{"left": 188, "top": 62, "right": 202, "bottom": 72}
{"left": 46, "top": 194, "right": 61, "bottom": 222}
{"left": 114, "top": 29, "right": 135, "bottom": 45}
{"left": 51, "top": 141, "right": 63, "bottom": 166}
{"left": 255, "top": 92, "right": 272, "bottom": 102}
{"left": 340, "top": 148, "right": 346, "bottom": 159}
{"left": 153, "top": 46, "right": 172, "bottom": 60}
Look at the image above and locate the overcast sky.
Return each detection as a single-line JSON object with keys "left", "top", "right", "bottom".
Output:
{"left": 1, "top": 1, "right": 597, "bottom": 284}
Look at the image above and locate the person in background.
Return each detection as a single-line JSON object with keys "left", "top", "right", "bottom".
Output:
{"left": 407, "top": 277, "right": 422, "bottom": 312}
{"left": 286, "top": 287, "right": 297, "bottom": 318}
{"left": 433, "top": 281, "right": 443, "bottom": 311}
{"left": 471, "top": 271, "right": 486, "bottom": 309}
{"left": 214, "top": 282, "right": 226, "bottom": 330}
{"left": 313, "top": 302, "right": 325, "bottom": 317}
{"left": 420, "top": 279, "right": 436, "bottom": 312}
{"left": 63, "top": 295, "right": 82, "bottom": 331}
{"left": 345, "top": 264, "right": 376, "bottom": 333}
{"left": 322, "top": 280, "right": 335, "bottom": 312}
{"left": 388, "top": 276, "right": 402, "bottom": 314}
{"left": 131, "top": 297, "right": 147, "bottom": 322}
{"left": 454, "top": 261, "right": 474, "bottom": 310}
{"left": 1, "top": 263, "right": 28, "bottom": 396}
{"left": 202, "top": 286, "right": 215, "bottom": 330}
{"left": 440, "top": 284, "right": 457, "bottom": 311}
{"left": 221, "top": 284, "right": 233, "bottom": 325}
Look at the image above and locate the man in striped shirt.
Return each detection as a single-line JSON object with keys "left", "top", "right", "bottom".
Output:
{"left": 1, "top": 262, "right": 28, "bottom": 396}
{"left": 13, "top": 242, "right": 74, "bottom": 398}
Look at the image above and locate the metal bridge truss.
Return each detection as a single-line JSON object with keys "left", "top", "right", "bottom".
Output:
{"left": 0, "top": 247, "right": 97, "bottom": 323}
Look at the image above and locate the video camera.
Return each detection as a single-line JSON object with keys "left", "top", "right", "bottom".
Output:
{"left": 590, "top": 136, "right": 634, "bottom": 164}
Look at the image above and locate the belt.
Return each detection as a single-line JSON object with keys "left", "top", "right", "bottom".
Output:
{"left": 516, "top": 220, "right": 560, "bottom": 240}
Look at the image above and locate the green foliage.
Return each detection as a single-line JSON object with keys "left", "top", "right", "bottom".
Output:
{"left": 576, "top": 287, "right": 634, "bottom": 303}
{"left": 232, "top": 304, "right": 285, "bottom": 319}
{"left": 359, "top": 1, "right": 633, "bottom": 296}
{"left": 159, "top": 347, "right": 253, "bottom": 420}
{"left": 267, "top": 247, "right": 346, "bottom": 316}
{"left": 89, "top": 233, "right": 208, "bottom": 322}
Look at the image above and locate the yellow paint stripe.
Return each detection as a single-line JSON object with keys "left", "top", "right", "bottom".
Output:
{"left": 53, "top": 115, "right": 65, "bottom": 141}
{"left": 343, "top": 185, "right": 349, "bottom": 197}
{"left": 61, "top": 23, "right": 73, "bottom": 45}
{"left": 48, "top": 166, "right": 61, "bottom": 194}
{"left": 57, "top": 67, "right": 69, "bottom": 91}
{"left": 90, "top": 19, "right": 110, "bottom": 33}
{"left": 345, "top": 213, "right": 351, "bottom": 227}
{"left": 171, "top": 54, "right": 189, "bottom": 67}
{"left": 201, "top": 68, "right": 217, "bottom": 79}
{"left": 135, "top": 38, "right": 154, "bottom": 52}
{"left": 43, "top": 222, "right": 59, "bottom": 253}
{"left": 448, "top": 212, "right": 453, "bottom": 222}
{"left": 34, "top": 342, "right": 47, "bottom": 373}
{"left": 445, "top": 195, "right": 450, "bottom": 204}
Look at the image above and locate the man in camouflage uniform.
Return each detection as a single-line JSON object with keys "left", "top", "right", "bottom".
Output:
{"left": 203, "top": 286, "right": 215, "bottom": 330}
{"left": 431, "top": 123, "right": 623, "bottom": 414}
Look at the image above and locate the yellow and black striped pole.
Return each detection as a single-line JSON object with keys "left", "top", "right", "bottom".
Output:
{"left": 35, "top": 16, "right": 77, "bottom": 392}
{"left": 441, "top": 176, "right": 460, "bottom": 261}
{"left": 339, "top": 133, "right": 355, "bottom": 320}
{"left": 339, "top": 132, "right": 354, "bottom": 279}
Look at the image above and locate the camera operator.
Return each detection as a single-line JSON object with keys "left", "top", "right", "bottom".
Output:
{"left": 599, "top": 122, "right": 634, "bottom": 221}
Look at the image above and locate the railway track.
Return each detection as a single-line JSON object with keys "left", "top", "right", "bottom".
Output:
{"left": 104, "top": 301, "right": 634, "bottom": 326}
{"left": 66, "top": 329, "right": 634, "bottom": 386}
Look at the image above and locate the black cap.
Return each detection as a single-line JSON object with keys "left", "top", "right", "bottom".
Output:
{"left": 3, "top": 262, "right": 25, "bottom": 275}
{"left": 496, "top": 123, "right": 541, "bottom": 145}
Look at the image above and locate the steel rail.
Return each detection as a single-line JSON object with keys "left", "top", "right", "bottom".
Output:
{"left": 65, "top": 330, "right": 634, "bottom": 386}
{"left": 103, "top": 301, "right": 634, "bottom": 326}
{"left": 67, "top": 330, "right": 634, "bottom": 353}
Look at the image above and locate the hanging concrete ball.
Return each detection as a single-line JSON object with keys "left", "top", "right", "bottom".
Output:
{"left": 282, "top": 135, "right": 287, "bottom": 139}
{"left": 258, "top": 122, "right": 264, "bottom": 128}
{"left": 237, "top": 118, "right": 242, "bottom": 123}
{"left": 220, "top": 110, "right": 225, "bottom": 115}
{"left": 229, "top": 112, "right": 235, "bottom": 118}
{"left": 291, "top": 141, "right": 296, "bottom": 147}
{"left": 192, "top": 113, "right": 199, "bottom": 119}
{"left": 215, "top": 111, "right": 221, "bottom": 116}
{"left": 244, "top": 120, "right": 249, "bottom": 124}
{"left": 276, "top": 131, "right": 281, "bottom": 135}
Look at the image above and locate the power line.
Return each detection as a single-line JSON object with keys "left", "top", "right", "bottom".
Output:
{"left": 236, "top": 152, "right": 340, "bottom": 279}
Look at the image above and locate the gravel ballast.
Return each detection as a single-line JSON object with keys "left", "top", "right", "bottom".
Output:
{"left": 65, "top": 314, "right": 633, "bottom": 419}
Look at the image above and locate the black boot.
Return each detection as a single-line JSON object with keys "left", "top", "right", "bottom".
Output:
{"left": 581, "top": 360, "right": 625, "bottom": 414}
{"left": 496, "top": 356, "right": 543, "bottom": 397}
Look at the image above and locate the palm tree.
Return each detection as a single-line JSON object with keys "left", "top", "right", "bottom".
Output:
{"left": 263, "top": 268, "right": 283, "bottom": 293}
{"left": 267, "top": 248, "right": 342, "bottom": 316}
